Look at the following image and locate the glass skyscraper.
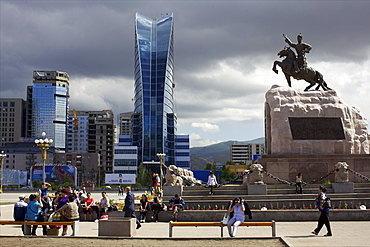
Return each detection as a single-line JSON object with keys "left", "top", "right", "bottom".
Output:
{"left": 133, "top": 13, "right": 176, "bottom": 165}
{"left": 32, "top": 71, "right": 69, "bottom": 152}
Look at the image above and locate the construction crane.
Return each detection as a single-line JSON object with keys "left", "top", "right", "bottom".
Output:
{"left": 73, "top": 109, "right": 78, "bottom": 152}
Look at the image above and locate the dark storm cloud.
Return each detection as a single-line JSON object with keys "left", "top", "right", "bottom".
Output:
{"left": 1, "top": 0, "right": 370, "bottom": 146}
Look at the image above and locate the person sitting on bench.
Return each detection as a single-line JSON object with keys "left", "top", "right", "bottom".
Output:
{"left": 168, "top": 194, "right": 185, "bottom": 222}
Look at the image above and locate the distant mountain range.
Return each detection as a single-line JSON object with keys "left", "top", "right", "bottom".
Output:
{"left": 190, "top": 137, "right": 265, "bottom": 170}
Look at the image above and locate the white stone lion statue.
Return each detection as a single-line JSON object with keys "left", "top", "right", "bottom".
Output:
{"left": 249, "top": 163, "right": 264, "bottom": 184}
{"left": 334, "top": 162, "right": 349, "bottom": 183}
{"left": 164, "top": 165, "right": 196, "bottom": 186}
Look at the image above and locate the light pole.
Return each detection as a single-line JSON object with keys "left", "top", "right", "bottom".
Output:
{"left": 0, "top": 151, "right": 6, "bottom": 193}
{"left": 156, "top": 153, "right": 166, "bottom": 192}
{"left": 35, "top": 132, "right": 53, "bottom": 184}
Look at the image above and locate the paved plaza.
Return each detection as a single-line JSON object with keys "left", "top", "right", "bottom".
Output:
{"left": 1, "top": 191, "right": 369, "bottom": 246}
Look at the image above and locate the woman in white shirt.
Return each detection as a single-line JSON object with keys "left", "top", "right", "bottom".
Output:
{"left": 227, "top": 198, "right": 245, "bottom": 237}
{"left": 207, "top": 171, "right": 218, "bottom": 195}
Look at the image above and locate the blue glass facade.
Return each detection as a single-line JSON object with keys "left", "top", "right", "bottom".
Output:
{"left": 32, "top": 71, "right": 69, "bottom": 152}
{"left": 133, "top": 13, "right": 176, "bottom": 165}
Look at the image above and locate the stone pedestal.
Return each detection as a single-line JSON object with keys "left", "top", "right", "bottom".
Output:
{"left": 98, "top": 218, "right": 136, "bottom": 237}
{"left": 332, "top": 182, "right": 354, "bottom": 193}
{"left": 163, "top": 185, "right": 183, "bottom": 196}
{"left": 248, "top": 184, "right": 267, "bottom": 195}
{"left": 259, "top": 86, "right": 370, "bottom": 184}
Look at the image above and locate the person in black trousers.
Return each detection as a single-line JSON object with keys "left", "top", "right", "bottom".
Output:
{"left": 123, "top": 186, "right": 141, "bottom": 229}
{"left": 312, "top": 186, "right": 332, "bottom": 236}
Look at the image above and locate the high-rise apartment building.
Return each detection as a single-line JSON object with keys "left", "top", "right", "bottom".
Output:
{"left": 87, "top": 110, "right": 114, "bottom": 174}
{"left": 230, "top": 142, "right": 265, "bottom": 164}
{"left": 0, "top": 98, "right": 26, "bottom": 146}
{"left": 66, "top": 110, "right": 114, "bottom": 172}
{"left": 133, "top": 13, "right": 176, "bottom": 166}
{"left": 118, "top": 112, "right": 133, "bottom": 135}
{"left": 67, "top": 110, "right": 89, "bottom": 153}
{"left": 66, "top": 110, "right": 114, "bottom": 184}
{"left": 32, "top": 71, "right": 69, "bottom": 152}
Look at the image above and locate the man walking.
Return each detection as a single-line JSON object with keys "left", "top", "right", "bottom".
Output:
{"left": 123, "top": 187, "right": 141, "bottom": 229}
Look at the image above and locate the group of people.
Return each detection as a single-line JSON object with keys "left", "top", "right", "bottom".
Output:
{"left": 138, "top": 191, "right": 185, "bottom": 224}
{"left": 13, "top": 180, "right": 332, "bottom": 238}
{"left": 225, "top": 185, "right": 332, "bottom": 237}
{"left": 122, "top": 187, "right": 185, "bottom": 230}
{"left": 13, "top": 183, "right": 111, "bottom": 236}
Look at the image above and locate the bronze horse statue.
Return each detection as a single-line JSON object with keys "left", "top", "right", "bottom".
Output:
{"left": 272, "top": 47, "right": 331, "bottom": 91}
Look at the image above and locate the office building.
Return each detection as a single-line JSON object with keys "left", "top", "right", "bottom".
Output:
{"left": 0, "top": 98, "right": 26, "bottom": 147}
{"left": 114, "top": 136, "right": 138, "bottom": 175}
{"left": 175, "top": 135, "right": 190, "bottom": 169}
{"left": 2, "top": 141, "right": 54, "bottom": 172}
{"left": 230, "top": 142, "right": 265, "bottom": 164}
{"left": 32, "top": 71, "right": 69, "bottom": 152}
{"left": 133, "top": 12, "right": 176, "bottom": 166}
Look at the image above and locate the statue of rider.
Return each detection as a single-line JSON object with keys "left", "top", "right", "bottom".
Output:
{"left": 283, "top": 33, "right": 312, "bottom": 73}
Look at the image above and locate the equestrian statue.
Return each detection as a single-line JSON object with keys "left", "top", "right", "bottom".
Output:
{"left": 272, "top": 33, "right": 331, "bottom": 91}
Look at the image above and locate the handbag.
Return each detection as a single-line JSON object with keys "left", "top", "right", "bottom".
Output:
{"left": 323, "top": 197, "right": 331, "bottom": 208}
{"left": 222, "top": 213, "right": 229, "bottom": 225}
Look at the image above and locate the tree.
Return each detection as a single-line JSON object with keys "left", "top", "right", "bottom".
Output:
{"left": 225, "top": 161, "right": 236, "bottom": 166}
{"left": 221, "top": 166, "right": 237, "bottom": 183}
{"left": 135, "top": 163, "right": 153, "bottom": 188}
{"left": 205, "top": 162, "right": 217, "bottom": 171}
{"left": 32, "top": 179, "right": 41, "bottom": 189}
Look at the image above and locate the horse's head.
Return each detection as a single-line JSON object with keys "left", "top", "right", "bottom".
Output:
{"left": 277, "top": 47, "right": 294, "bottom": 58}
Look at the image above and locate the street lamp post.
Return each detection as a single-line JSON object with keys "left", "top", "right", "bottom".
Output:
{"left": 156, "top": 153, "right": 166, "bottom": 192}
{"left": 0, "top": 151, "right": 7, "bottom": 193}
{"left": 35, "top": 132, "right": 53, "bottom": 184}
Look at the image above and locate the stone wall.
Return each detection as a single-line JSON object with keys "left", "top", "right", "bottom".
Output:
{"left": 108, "top": 210, "right": 370, "bottom": 222}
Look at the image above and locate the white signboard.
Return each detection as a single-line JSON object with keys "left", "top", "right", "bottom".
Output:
{"left": 105, "top": 174, "right": 136, "bottom": 184}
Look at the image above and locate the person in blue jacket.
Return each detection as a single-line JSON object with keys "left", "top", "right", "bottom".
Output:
{"left": 13, "top": 194, "right": 28, "bottom": 234}
{"left": 312, "top": 186, "right": 332, "bottom": 236}
{"left": 25, "top": 194, "right": 42, "bottom": 236}
{"left": 169, "top": 194, "right": 185, "bottom": 221}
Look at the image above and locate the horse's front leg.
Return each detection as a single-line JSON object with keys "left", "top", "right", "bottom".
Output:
{"left": 304, "top": 79, "right": 316, "bottom": 91}
{"left": 272, "top": 61, "right": 280, "bottom": 74}
{"left": 285, "top": 73, "right": 292, "bottom": 87}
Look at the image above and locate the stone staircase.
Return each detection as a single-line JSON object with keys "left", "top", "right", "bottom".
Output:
{"left": 164, "top": 183, "right": 370, "bottom": 209}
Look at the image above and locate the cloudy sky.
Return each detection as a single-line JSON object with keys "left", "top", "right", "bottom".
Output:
{"left": 1, "top": 0, "right": 370, "bottom": 147}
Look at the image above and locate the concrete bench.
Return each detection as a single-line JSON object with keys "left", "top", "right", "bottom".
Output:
{"left": 0, "top": 220, "right": 79, "bottom": 236}
{"left": 169, "top": 220, "right": 276, "bottom": 237}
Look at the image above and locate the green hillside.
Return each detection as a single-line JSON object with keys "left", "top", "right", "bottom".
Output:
{"left": 189, "top": 137, "right": 264, "bottom": 169}
{"left": 190, "top": 137, "right": 264, "bottom": 159}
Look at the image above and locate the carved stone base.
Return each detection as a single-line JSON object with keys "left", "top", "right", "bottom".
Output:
{"left": 258, "top": 154, "right": 370, "bottom": 184}
{"left": 248, "top": 184, "right": 267, "bottom": 195}
{"left": 332, "top": 182, "right": 354, "bottom": 193}
{"left": 163, "top": 185, "right": 183, "bottom": 196}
